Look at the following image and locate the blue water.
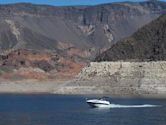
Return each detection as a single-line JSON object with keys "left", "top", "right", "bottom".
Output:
{"left": 0, "top": 94, "right": 165, "bottom": 125}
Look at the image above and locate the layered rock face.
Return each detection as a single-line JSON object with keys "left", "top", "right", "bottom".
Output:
{"left": 1, "top": 61, "right": 166, "bottom": 96}
{"left": 61, "top": 61, "right": 166, "bottom": 96}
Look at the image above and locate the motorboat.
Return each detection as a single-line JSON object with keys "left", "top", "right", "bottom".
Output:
{"left": 86, "top": 97, "right": 111, "bottom": 108}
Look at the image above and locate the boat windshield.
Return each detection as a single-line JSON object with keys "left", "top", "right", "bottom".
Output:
{"left": 99, "top": 97, "right": 109, "bottom": 101}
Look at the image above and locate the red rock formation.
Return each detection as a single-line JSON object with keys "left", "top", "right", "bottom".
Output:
{"left": 0, "top": 49, "right": 86, "bottom": 80}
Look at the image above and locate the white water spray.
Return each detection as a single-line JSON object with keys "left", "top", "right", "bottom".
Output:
{"left": 108, "top": 104, "right": 160, "bottom": 108}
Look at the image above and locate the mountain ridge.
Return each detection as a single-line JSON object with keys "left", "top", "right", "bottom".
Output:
{"left": 0, "top": 1, "right": 164, "bottom": 54}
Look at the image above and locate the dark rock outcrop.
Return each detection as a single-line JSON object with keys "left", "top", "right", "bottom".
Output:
{"left": 95, "top": 14, "right": 166, "bottom": 62}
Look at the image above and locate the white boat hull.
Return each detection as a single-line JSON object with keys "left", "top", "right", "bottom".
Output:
{"left": 89, "top": 103, "right": 111, "bottom": 108}
{"left": 86, "top": 99, "right": 111, "bottom": 108}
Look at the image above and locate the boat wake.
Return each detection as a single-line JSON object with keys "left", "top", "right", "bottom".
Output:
{"left": 106, "top": 104, "right": 160, "bottom": 108}
{"left": 86, "top": 98, "right": 160, "bottom": 109}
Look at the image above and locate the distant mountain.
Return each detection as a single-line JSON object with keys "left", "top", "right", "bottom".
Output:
{"left": 0, "top": 1, "right": 166, "bottom": 54}
{"left": 95, "top": 14, "right": 166, "bottom": 62}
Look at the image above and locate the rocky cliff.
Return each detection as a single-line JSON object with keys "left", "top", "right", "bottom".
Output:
{"left": 57, "top": 61, "right": 166, "bottom": 96}
{"left": 1, "top": 61, "right": 166, "bottom": 96}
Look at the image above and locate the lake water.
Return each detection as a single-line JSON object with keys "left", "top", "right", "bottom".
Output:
{"left": 0, "top": 94, "right": 165, "bottom": 125}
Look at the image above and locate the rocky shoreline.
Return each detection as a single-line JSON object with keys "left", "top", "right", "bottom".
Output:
{"left": 0, "top": 61, "right": 166, "bottom": 98}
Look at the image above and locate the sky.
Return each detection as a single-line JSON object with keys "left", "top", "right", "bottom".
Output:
{"left": 0, "top": 0, "right": 153, "bottom": 6}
